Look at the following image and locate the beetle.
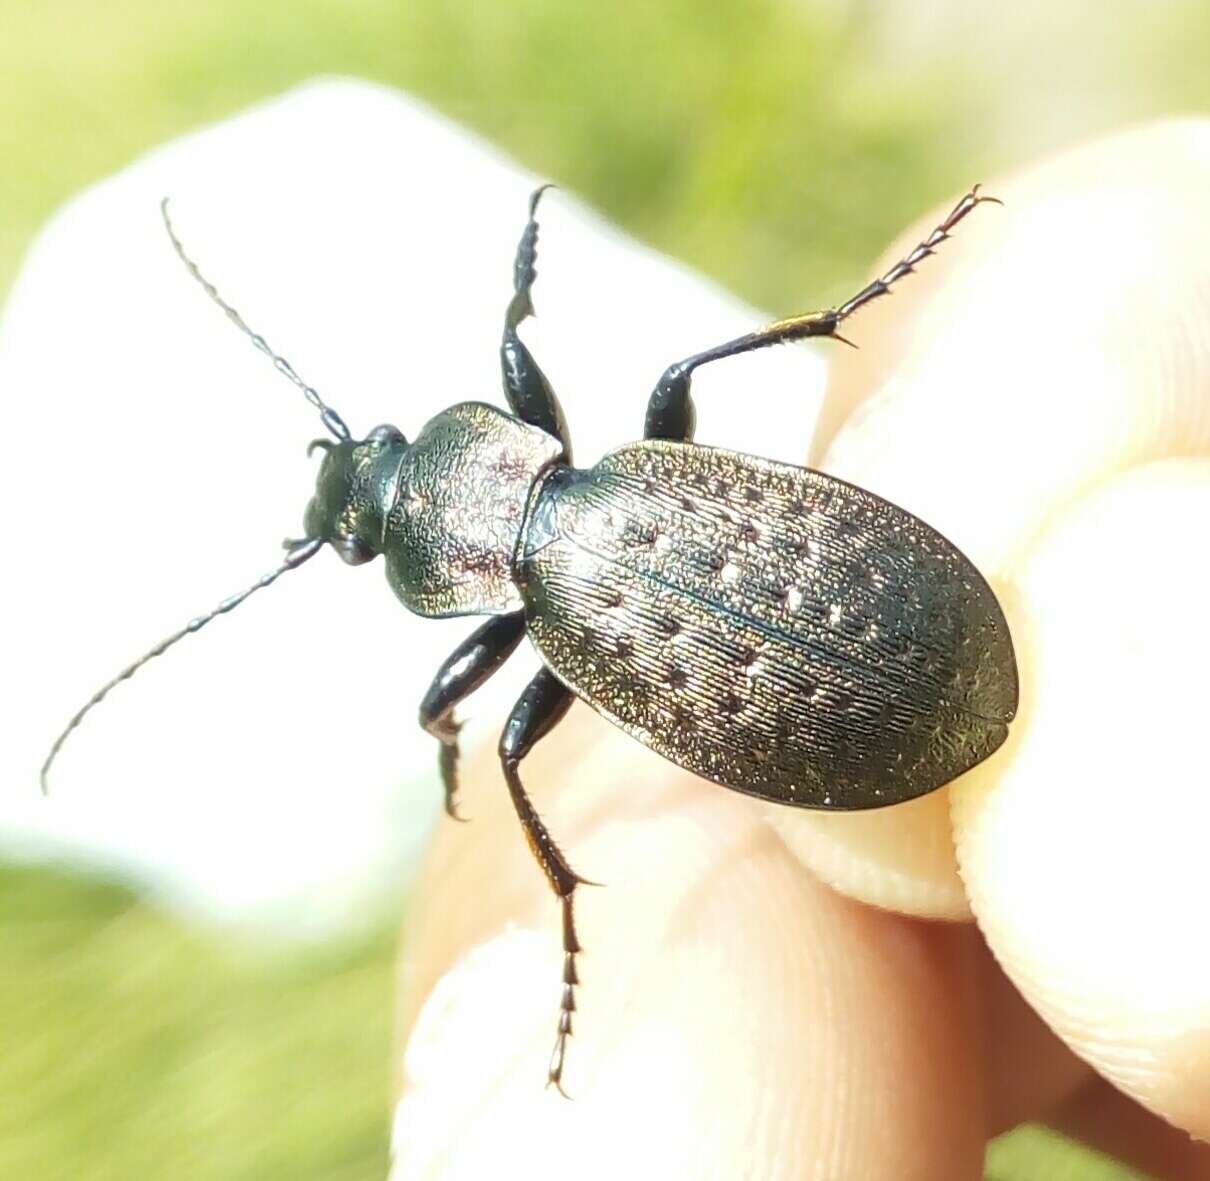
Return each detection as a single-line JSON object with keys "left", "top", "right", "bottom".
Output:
{"left": 43, "top": 184, "right": 1017, "bottom": 1094}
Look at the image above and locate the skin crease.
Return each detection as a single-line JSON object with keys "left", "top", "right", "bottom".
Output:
{"left": 393, "top": 121, "right": 1210, "bottom": 1180}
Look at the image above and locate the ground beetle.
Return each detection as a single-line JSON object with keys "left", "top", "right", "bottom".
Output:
{"left": 43, "top": 185, "right": 1018, "bottom": 1093}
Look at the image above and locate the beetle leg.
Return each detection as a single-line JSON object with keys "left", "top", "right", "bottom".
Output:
{"left": 419, "top": 611, "right": 527, "bottom": 820}
{"left": 644, "top": 185, "right": 998, "bottom": 441}
{"left": 831, "top": 184, "right": 1000, "bottom": 324}
{"left": 499, "top": 667, "right": 587, "bottom": 1097}
{"left": 500, "top": 186, "right": 571, "bottom": 453}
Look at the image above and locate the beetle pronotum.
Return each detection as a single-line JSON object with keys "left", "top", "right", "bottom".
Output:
{"left": 44, "top": 185, "right": 1017, "bottom": 1093}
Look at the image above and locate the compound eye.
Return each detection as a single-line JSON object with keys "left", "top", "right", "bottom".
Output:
{"left": 366, "top": 424, "right": 406, "bottom": 447}
{"left": 331, "top": 535, "right": 375, "bottom": 566}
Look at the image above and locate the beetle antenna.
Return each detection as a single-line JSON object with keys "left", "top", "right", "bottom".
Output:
{"left": 159, "top": 198, "right": 351, "bottom": 442}
{"left": 40, "top": 538, "right": 325, "bottom": 795}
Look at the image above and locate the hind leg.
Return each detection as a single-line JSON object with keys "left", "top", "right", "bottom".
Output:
{"left": 498, "top": 667, "right": 591, "bottom": 1095}
{"left": 644, "top": 186, "right": 998, "bottom": 442}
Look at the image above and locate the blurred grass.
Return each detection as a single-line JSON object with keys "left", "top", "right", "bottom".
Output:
{"left": 0, "top": 0, "right": 981, "bottom": 307}
{"left": 0, "top": 863, "right": 392, "bottom": 1179}
{"left": 987, "top": 1129, "right": 1151, "bottom": 1181}
{"left": 0, "top": 860, "right": 1154, "bottom": 1180}
{"left": 6, "top": 0, "right": 1209, "bottom": 1176}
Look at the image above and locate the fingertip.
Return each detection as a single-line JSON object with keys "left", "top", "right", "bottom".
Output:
{"left": 954, "top": 461, "right": 1210, "bottom": 1138}
{"left": 398, "top": 718, "right": 990, "bottom": 1178}
{"left": 762, "top": 787, "right": 971, "bottom": 921}
{"left": 783, "top": 118, "right": 1210, "bottom": 922}
{"left": 393, "top": 928, "right": 565, "bottom": 1178}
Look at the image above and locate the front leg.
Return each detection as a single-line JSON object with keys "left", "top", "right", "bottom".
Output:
{"left": 500, "top": 186, "right": 571, "bottom": 453}
{"left": 498, "top": 667, "right": 589, "bottom": 1096}
{"left": 419, "top": 611, "right": 526, "bottom": 819}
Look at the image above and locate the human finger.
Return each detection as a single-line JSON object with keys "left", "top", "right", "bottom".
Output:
{"left": 956, "top": 459, "right": 1210, "bottom": 1138}
{"left": 394, "top": 711, "right": 992, "bottom": 1181}
{"left": 768, "top": 120, "right": 1210, "bottom": 927}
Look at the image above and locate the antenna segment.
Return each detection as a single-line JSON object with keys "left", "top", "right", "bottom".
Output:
{"left": 160, "top": 199, "right": 351, "bottom": 441}
{"left": 41, "top": 537, "right": 325, "bottom": 794}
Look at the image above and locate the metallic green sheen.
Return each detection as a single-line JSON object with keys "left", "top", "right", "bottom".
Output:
{"left": 516, "top": 440, "right": 1018, "bottom": 810}
{"left": 304, "top": 430, "right": 406, "bottom": 553}
{"left": 382, "top": 403, "right": 565, "bottom": 618}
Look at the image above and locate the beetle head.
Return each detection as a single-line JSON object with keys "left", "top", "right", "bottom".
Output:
{"left": 304, "top": 423, "right": 408, "bottom": 565}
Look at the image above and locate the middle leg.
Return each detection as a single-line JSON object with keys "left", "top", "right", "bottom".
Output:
{"left": 644, "top": 185, "right": 998, "bottom": 441}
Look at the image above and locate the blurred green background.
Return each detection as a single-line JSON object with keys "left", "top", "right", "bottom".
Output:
{"left": 4, "top": 1, "right": 1207, "bottom": 1177}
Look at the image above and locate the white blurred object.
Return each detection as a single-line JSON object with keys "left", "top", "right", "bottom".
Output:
{"left": 0, "top": 78, "right": 825, "bottom": 933}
